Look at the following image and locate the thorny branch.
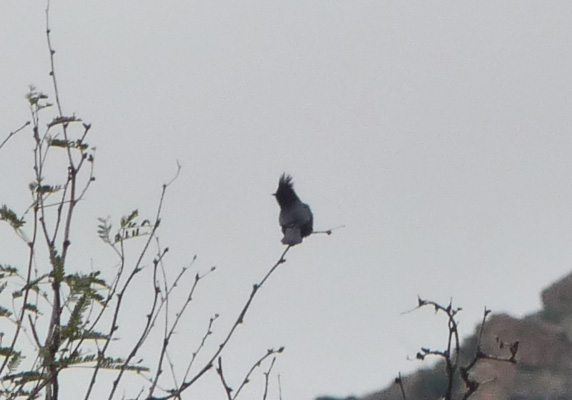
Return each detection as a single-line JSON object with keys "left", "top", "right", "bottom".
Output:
{"left": 397, "top": 299, "right": 519, "bottom": 400}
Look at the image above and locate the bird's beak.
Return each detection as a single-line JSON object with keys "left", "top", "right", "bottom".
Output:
{"left": 272, "top": 193, "right": 276, "bottom": 197}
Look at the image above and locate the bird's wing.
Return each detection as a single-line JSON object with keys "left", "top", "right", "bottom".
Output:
{"left": 279, "top": 202, "right": 312, "bottom": 227}
{"left": 300, "top": 203, "right": 313, "bottom": 237}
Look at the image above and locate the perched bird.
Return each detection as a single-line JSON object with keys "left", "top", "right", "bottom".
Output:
{"left": 274, "top": 173, "right": 313, "bottom": 245}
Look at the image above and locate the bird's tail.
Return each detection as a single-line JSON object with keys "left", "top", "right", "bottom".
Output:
{"left": 282, "top": 226, "right": 303, "bottom": 246}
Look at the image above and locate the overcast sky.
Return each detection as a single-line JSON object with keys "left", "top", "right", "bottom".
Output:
{"left": 2, "top": 2, "right": 572, "bottom": 399}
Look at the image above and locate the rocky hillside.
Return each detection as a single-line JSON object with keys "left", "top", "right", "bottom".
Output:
{"left": 319, "top": 271, "right": 572, "bottom": 400}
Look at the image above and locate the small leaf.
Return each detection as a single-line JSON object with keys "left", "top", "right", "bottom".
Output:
{"left": 120, "top": 210, "right": 138, "bottom": 228}
{"left": 0, "top": 205, "right": 25, "bottom": 229}
{"left": 0, "top": 306, "right": 12, "bottom": 317}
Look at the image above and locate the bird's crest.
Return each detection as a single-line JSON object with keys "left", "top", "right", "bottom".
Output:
{"left": 279, "top": 173, "right": 293, "bottom": 189}
{"left": 275, "top": 173, "right": 299, "bottom": 207}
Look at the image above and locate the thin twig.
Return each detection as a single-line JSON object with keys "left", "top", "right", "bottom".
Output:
{"left": 312, "top": 224, "right": 345, "bottom": 236}
{"left": 147, "top": 258, "right": 214, "bottom": 398}
{"left": 0, "top": 121, "right": 30, "bottom": 151}
{"left": 232, "top": 347, "right": 283, "bottom": 399}
{"left": 262, "top": 357, "right": 277, "bottom": 400}
{"left": 216, "top": 357, "right": 233, "bottom": 400}
{"left": 154, "top": 245, "right": 292, "bottom": 399}
{"left": 412, "top": 299, "right": 519, "bottom": 400}
{"left": 107, "top": 247, "right": 168, "bottom": 400}
{"left": 459, "top": 307, "right": 518, "bottom": 400}
{"left": 85, "top": 180, "right": 174, "bottom": 400}
{"left": 395, "top": 372, "right": 407, "bottom": 400}
{"left": 180, "top": 313, "right": 219, "bottom": 384}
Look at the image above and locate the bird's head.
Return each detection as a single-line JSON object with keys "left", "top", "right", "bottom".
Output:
{"left": 274, "top": 173, "right": 299, "bottom": 207}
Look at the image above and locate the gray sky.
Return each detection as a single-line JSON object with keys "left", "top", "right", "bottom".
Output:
{"left": 2, "top": 1, "right": 572, "bottom": 399}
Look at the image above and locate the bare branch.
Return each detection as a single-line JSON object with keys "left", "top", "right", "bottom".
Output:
{"left": 262, "top": 357, "right": 277, "bottom": 400}
{"left": 153, "top": 246, "right": 292, "bottom": 399}
{"left": 0, "top": 121, "right": 30, "bottom": 151}
{"left": 395, "top": 372, "right": 407, "bottom": 400}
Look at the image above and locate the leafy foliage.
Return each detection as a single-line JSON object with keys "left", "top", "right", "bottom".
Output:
{"left": 97, "top": 217, "right": 112, "bottom": 244}
{"left": 120, "top": 209, "right": 138, "bottom": 229}
{"left": 0, "top": 305, "right": 13, "bottom": 317}
{"left": 34, "top": 184, "right": 62, "bottom": 195}
{"left": 25, "top": 86, "right": 50, "bottom": 110}
{"left": 49, "top": 249, "right": 65, "bottom": 283}
{"left": 98, "top": 210, "right": 154, "bottom": 244}
{"left": 65, "top": 271, "right": 106, "bottom": 302}
{"left": 23, "top": 304, "right": 39, "bottom": 314}
{"left": 7, "top": 352, "right": 23, "bottom": 373}
{"left": 46, "top": 115, "right": 81, "bottom": 128}
{"left": 12, "top": 276, "right": 43, "bottom": 298}
{"left": 0, "top": 264, "right": 19, "bottom": 276}
{"left": 0, "top": 205, "right": 25, "bottom": 230}
{"left": 61, "top": 293, "right": 89, "bottom": 341}
{"left": 48, "top": 137, "right": 88, "bottom": 151}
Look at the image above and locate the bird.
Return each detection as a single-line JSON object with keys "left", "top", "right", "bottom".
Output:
{"left": 274, "top": 173, "right": 313, "bottom": 245}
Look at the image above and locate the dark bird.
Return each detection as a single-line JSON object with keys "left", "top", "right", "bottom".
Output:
{"left": 274, "top": 173, "right": 313, "bottom": 245}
